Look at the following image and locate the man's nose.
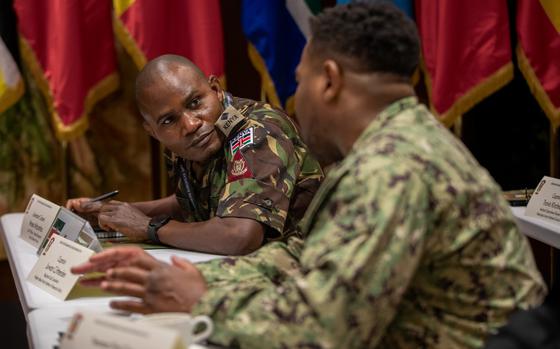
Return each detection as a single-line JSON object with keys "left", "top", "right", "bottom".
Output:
{"left": 180, "top": 112, "right": 203, "bottom": 135}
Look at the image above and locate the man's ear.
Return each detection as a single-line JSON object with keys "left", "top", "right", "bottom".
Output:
{"left": 143, "top": 121, "right": 155, "bottom": 138}
{"left": 322, "top": 59, "right": 342, "bottom": 102}
{"left": 208, "top": 75, "right": 223, "bottom": 99}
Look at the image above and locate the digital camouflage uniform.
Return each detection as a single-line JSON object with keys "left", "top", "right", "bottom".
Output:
{"left": 192, "top": 97, "right": 546, "bottom": 348}
{"left": 167, "top": 92, "right": 323, "bottom": 241}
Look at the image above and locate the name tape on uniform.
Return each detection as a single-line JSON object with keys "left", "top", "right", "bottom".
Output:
{"left": 215, "top": 105, "right": 246, "bottom": 137}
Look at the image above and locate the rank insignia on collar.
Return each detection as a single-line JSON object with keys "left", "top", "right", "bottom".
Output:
{"left": 229, "top": 127, "right": 254, "bottom": 156}
{"left": 227, "top": 150, "right": 253, "bottom": 182}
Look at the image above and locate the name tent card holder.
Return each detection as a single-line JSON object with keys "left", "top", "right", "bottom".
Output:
{"left": 60, "top": 312, "right": 184, "bottom": 349}
{"left": 526, "top": 176, "right": 560, "bottom": 225}
{"left": 27, "top": 234, "right": 95, "bottom": 300}
{"left": 20, "top": 194, "right": 60, "bottom": 248}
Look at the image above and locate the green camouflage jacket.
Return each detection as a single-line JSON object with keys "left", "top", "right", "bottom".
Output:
{"left": 167, "top": 93, "right": 323, "bottom": 241}
{"left": 192, "top": 97, "right": 546, "bottom": 348}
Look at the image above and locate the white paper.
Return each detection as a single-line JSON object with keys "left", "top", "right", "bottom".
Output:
{"left": 27, "top": 234, "right": 94, "bottom": 300}
{"left": 60, "top": 312, "right": 183, "bottom": 349}
{"left": 20, "top": 194, "right": 60, "bottom": 248}
{"left": 526, "top": 176, "right": 560, "bottom": 225}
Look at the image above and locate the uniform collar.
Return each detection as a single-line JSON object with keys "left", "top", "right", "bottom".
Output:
{"left": 221, "top": 91, "right": 234, "bottom": 109}
{"left": 352, "top": 96, "right": 418, "bottom": 152}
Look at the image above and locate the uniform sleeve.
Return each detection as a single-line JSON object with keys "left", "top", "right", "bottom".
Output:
{"left": 192, "top": 165, "right": 430, "bottom": 348}
{"left": 216, "top": 120, "right": 300, "bottom": 239}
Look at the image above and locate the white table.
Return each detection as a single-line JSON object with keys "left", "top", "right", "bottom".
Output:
{"left": 1, "top": 212, "right": 224, "bottom": 348}
{"left": 511, "top": 206, "right": 560, "bottom": 249}
{"left": 27, "top": 304, "right": 214, "bottom": 349}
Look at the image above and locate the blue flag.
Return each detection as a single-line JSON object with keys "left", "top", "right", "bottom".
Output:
{"left": 242, "top": 0, "right": 321, "bottom": 113}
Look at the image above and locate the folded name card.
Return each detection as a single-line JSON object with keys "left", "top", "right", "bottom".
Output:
{"left": 526, "top": 176, "right": 560, "bottom": 226}
{"left": 19, "top": 194, "right": 102, "bottom": 254}
{"left": 60, "top": 312, "right": 184, "bottom": 349}
{"left": 20, "top": 194, "right": 59, "bottom": 248}
{"left": 27, "top": 234, "right": 94, "bottom": 300}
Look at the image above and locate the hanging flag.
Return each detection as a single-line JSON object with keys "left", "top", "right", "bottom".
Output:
{"left": 242, "top": 0, "right": 321, "bottom": 114}
{"left": 13, "top": 0, "right": 119, "bottom": 141}
{"left": 113, "top": 0, "right": 225, "bottom": 78}
{"left": 0, "top": 37, "right": 23, "bottom": 113}
{"left": 517, "top": 0, "right": 560, "bottom": 127}
{"left": 0, "top": 0, "right": 24, "bottom": 114}
{"left": 415, "top": 0, "right": 513, "bottom": 126}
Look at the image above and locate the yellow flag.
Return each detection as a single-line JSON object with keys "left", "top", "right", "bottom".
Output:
{"left": 0, "top": 36, "right": 24, "bottom": 113}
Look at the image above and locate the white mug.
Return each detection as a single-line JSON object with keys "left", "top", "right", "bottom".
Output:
{"left": 136, "top": 313, "right": 213, "bottom": 347}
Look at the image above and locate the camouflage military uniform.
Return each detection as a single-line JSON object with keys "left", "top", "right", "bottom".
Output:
{"left": 192, "top": 97, "right": 546, "bottom": 348}
{"left": 168, "top": 92, "right": 323, "bottom": 241}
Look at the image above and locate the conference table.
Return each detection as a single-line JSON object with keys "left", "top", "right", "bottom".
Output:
{"left": 3, "top": 208, "right": 560, "bottom": 348}
{"left": 0, "top": 213, "right": 224, "bottom": 349}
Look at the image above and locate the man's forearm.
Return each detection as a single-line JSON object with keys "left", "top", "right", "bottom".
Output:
{"left": 156, "top": 217, "right": 264, "bottom": 255}
{"left": 132, "top": 194, "right": 181, "bottom": 217}
{"left": 191, "top": 268, "right": 334, "bottom": 348}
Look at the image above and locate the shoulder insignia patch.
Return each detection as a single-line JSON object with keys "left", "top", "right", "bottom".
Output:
{"left": 229, "top": 127, "right": 254, "bottom": 156}
{"left": 228, "top": 150, "right": 253, "bottom": 182}
{"left": 215, "top": 105, "right": 246, "bottom": 137}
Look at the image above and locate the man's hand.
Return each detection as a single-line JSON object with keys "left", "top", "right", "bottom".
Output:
{"left": 71, "top": 246, "right": 161, "bottom": 287}
{"left": 71, "top": 247, "right": 207, "bottom": 314}
{"left": 108, "top": 256, "right": 207, "bottom": 314}
{"left": 65, "top": 197, "right": 103, "bottom": 228}
{"left": 98, "top": 201, "right": 151, "bottom": 241}
{"left": 66, "top": 197, "right": 103, "bottom": 213}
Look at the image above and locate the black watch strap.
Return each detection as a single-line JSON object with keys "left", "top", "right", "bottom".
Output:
{"left": 147, "top": 215, "right": 171, "bottom": 243}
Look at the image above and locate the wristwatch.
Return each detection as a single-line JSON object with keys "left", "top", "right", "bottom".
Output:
{"left": 147, "top": 215, "right": 171, "bottom": 243}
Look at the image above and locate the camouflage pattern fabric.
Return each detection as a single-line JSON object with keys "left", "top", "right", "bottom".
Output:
{"left": 192, "top": 97, "right": 546, "bottom": 348}
{"left": 167, "top": 93, "right": 323, "bottom": 241}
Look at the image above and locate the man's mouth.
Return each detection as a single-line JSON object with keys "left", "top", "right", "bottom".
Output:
{"left": 190, "top": 130, "right": 214, "bottom": 148}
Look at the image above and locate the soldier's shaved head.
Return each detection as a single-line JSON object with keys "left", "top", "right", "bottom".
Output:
{"left": 135, "top": 54, "right": 205, "bottom": 106}
{"left": 134, "top": 54, "right": 225, "bottom": 163}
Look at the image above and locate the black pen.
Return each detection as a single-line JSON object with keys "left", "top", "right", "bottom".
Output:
{"left": 89, "top": 190, "right": 119, "bottom": 202}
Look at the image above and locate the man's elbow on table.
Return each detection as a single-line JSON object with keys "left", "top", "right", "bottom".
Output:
{"left": 222, "top": 220, "right": 265, "bottom": 255}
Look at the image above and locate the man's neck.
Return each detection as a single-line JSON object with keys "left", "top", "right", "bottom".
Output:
{"left": 336, "top": 82, "right": 415, "bottom": 156}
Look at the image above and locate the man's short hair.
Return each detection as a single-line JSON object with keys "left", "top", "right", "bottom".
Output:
{"left": 309, "top": 1, "right": 420, "bottom": 78}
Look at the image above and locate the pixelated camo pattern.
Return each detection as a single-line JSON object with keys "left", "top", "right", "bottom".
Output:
{"left": 192, "top": 97, "right": 546, "bottom": 349}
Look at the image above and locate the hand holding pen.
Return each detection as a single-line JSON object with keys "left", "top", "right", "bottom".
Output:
{"left": 65, "top": 190, "right": 119, "bottom": 213}
{"left": 89, "top": 190, "right": 119, "bottom": 203}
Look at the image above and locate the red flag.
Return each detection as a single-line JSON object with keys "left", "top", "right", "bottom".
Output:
{"left": 415, "top": 1, "right": 513, "bottom": 126}
{"left": 14, "top": 0, "right": 118, "bottom": 141}
{"left": 114, "top": 0, "right": 225, "bottom": 78}
{"left": 517, "top": 0, "right": 560, "bottom": 127}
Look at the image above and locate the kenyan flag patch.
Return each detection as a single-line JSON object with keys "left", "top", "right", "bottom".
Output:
{"left": 229, "top": 127, "right": 254, "bottom": 156}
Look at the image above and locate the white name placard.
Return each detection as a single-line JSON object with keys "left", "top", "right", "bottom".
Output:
{"left": 526, "top": 176, "right": 560, "bottom": 225}
{"left": 20, "top": 194, "right": 60, "bottom": 248}
{"left": 27, "top": 234, "right": 94, "bottom": 300}
{"left": 60, "top": 312, "right": 183, "bottom": 349}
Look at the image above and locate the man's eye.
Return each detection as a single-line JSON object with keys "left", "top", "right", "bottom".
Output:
{"left": 188, "top": 98, "right": 201, "bottom": 109}
{"left": 161, "top": 116, "right": 175, "bottom": 125}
